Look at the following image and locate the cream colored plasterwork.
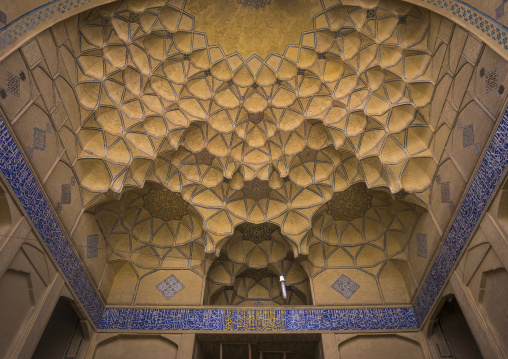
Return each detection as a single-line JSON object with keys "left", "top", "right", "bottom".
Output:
{"left": 72, "top": 0, "right": 436, "bottom": 257}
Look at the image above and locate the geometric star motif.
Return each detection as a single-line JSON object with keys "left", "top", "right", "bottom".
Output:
{"left": 485, "top": 68, "right": 498, "bottom": 93}
{"left": 331, "top": 274, "right": 360, "bottom": 299}
{"left": 327, "top": 186, "right": 372, "bottom": 221}
{"left": 143, "top": 188, "right": 188, "bottom": 221}
{"left": 33, "top": 128, "right": 46, "bottom": 150}
{"left": 416, "top": 233, "right": 427, "bottom": 258}
{"left": 6, "top": 72, "right": 20, "bottom": 97}
{"left": 241, "top": 223, "right": 273, "bottom": 244}
{"left": 243, "top": 178, "right": 272, "bottom": 201}
{"left": 156, "top": 275, "right": 184, "bottom": 300}
{"left": 462, "top": 125, "right": 474, "bottom": 147}
{"left": 87, "top": 234, "right": 99, "bottom": 259}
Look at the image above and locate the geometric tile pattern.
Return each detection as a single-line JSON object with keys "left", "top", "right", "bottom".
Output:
{"left": 1, "top": 103, "right": 508, "bottom": 330}
{"left": 485, "top": 68, "right": 498, "bottom": 92}
{"left": 33, "top": 128, "right": 46, "bottom": 150}
{"left": 5, "top": 72, "right": 20, "bottom": 97}
{"left": 27, "top": 124, "right": 53, "bottom": 159}
{"left": 331, "top": 275, "right": 360, "bottom": 299}
{"left": 61, "top": 184, "right": 71, "bottom": 205}
{"left": 463, "top": 125, "right": 475, "bottom": 147}
{"left": 413, "top": 108, "right": 508, "bottom": 325}
{"left": 98, "top": 307, "right": 417, "bottom": 330}
{"left": 440, "top": 182, "right": 451, "bottom": 203}
{"left": 242, "top": 223, "right": 273, "bottom": 244}
{"left": 327, "top": 186, "right": 372, "bottom": 221}
{"left": 0, "top": 0, "right": 507, "bottom": 335}
{"left": 242, "top": 179, "right": 272, "bottom": 202}
{"left": 56, "top": 176, "right": 76, "bottom": 213}
{"left": 142, "top": 189, "right": 188, "bottom": 221}
{"left": 416, "top": 233, "right": 427, "bottom": 258}
{"left": 156, "top": 275, "right": 184, "bottom": 300}
{"left": 87, "top": 234, "right": 98, "bottom": 259}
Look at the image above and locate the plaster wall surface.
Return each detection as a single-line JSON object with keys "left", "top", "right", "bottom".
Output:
{"left": 0, "top": 0, "right": 508, "bottom": 358}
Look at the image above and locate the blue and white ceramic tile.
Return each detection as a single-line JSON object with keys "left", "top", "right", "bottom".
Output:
{"left": 413, "top": 108, "right": 508, "bottom": 325}
{"left": 0, "top": 115, "right": 105, "bottom": 326}
{"left": 286, "top": 308, "right": 417, "bottom": 331}
{"left": 156, "top": 274, "right": 185, "bottom": 300}
{"left": 2, "top": 103, "right": 508, "bottom": 330}
{"left": 331, "top": 275, "right": 360, "bottom": 299}
{"left": 99, "top": 308, "right": 223, "bottom": 330}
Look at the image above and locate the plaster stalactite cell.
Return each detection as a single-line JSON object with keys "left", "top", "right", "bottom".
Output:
{"left": 73, "top": 0, "right": 436, "bottom": 198}
{"left": 91, "top": 183, "right": 206, "bottom": 274}
{"left": 206, "top": 226, "right": 311, "bottom": 305}
{"left": 308, "top": 184, "right": 423, "bottom": 272}
{"left": 226, "top": 223, "right": 288, "bottom": 268}
{"left": 2, "top": 0, "right": 508, "bottom": 346}
{"left": 24, "top": 0, "right": 450, "bottom": 304}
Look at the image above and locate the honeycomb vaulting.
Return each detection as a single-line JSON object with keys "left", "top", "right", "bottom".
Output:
{"left": 72, "top": 0, "right": 436, "bottom": 255}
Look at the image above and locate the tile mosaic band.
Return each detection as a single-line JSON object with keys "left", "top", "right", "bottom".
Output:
{"left": 412, "top": 103, "right": 508, "bottom": 325}
{"left": 97, "top": 308, "right": 417, "bottom": 331}
{"left": 2, "top": 97, "right": 508, "bottom": 330}
{"left": 223, "top": 310, "right": 286, "bottom": 331}
{"left": 1, "top": 93, "right": 508, "bottom": 330}
{"left": 0, "top": 114, "right": 105, "bottom": 326}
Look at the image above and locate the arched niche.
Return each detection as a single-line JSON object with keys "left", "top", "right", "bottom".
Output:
{"left": 427, "top": 295, "right": 483, "bottom": 359}
{"left": 338, "top": 334, "right": 424, "bottom": 359}
{"left": 478, "top": 267, "right": 508, "bottom": 354}
{"left": 378, "top": 259, "right": 417, "bottom": 303}
{"left": 31, "top": 297, "right": 89, "bottom": 359}
{"left": 0, "top": 269, "right": 34, "bottom": 358}
{"left": 93, "top": 335, "right": 178, "bottom": 359}
{"left": 498, "top": 177, "right": 508, "bottom": 235}
{"left": 0, "top": 184, "right": 12, "bottom": 236}
{"left": 204, "top": 223, "right": 312, "bottom": 306}
{"left": 99, "top": 260, "right": 138, "bottom": 305}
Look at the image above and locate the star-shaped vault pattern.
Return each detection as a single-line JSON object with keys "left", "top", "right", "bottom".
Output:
{"left": 70, "top": 0, "right": 436, "bottom": 255}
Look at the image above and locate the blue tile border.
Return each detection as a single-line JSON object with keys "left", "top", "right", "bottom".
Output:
{"left": 99, "top": 308, "right": 224, "bottom": 330}
{"left": 1, "top": 0, "right": 508, "bottom": 56}
{"left": 417, "top": 0, "right": 508, "bottom": 51}
{"left": 0, "top": 16, "right": 507, "bottom": 325}
{"left": 0, "top": 0, "right": 94, "bottom": 50}
{"left": 285, "top": 308, "right": 417, "bottom": 331}
{"left": 1, "top": 103, "right": 507, "bottom": 330}
{"left": 0, "top": 115, "right": 105, "bottom": 326}
{"left": 413, "top": 106, "right": 508, "bottom": 325}
{"left": 98, "top": 308, "right": 418, "bottom": 331}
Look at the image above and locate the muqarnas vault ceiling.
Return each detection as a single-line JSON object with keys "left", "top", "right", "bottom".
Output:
{"left": 4, "top": 0, "right": 498, "bottom": 307}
